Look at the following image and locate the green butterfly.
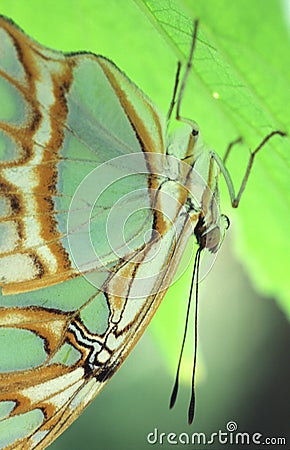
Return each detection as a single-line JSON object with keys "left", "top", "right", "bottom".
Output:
{"left": 0, "top": 15, "right": 285, "bottom": 449}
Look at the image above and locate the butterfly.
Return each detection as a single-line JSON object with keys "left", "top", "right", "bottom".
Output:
{"left": 0, "top": 14, "right": 285, "bottom": 449}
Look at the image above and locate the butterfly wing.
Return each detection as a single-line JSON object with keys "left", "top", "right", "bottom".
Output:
{"left": 0, "top": 16, "right": 198, "bottom": 449}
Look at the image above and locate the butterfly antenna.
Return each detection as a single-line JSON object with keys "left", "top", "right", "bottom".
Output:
{"left": 188, "top": 247, "right": 201, "bottom": 424}
{"left": 169, "top": 246, "right": 201, "bottom": 414}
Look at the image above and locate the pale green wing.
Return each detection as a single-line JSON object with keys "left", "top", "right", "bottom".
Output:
{"left": 0, "top": 15, "right": 209, "bottom": 449}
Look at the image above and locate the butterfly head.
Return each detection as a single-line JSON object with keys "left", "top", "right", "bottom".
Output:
{"left": 194, "top": 213, "right": 230, "bottom": 254}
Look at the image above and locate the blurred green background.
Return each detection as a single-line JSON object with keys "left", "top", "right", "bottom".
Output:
{"left": 0, "top": 0, "right": 289, "bottom": 449}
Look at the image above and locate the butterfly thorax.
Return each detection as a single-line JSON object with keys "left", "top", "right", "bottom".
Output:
{"left": 167, "top": 126, "right": 225, "bottom": 254}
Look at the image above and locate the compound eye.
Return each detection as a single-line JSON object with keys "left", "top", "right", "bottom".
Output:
{"left": 221, "top": 214, "right": 230, "bottom": 230}
{"left": 204, "top": 226, "right": 221, "bottom": 254}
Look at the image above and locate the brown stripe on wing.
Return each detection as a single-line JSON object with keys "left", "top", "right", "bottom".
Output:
{"left": 0, "top": 18, "right": 79, "bottom": 294}
{"left": 97, "top": 57, "right": 171, "bottom": 235}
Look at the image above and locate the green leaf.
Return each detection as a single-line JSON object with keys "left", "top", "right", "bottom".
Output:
{"left": 133, "top": 0, "right": 290, "bottom": 381}
{"left": 135, "top": 0, "right": 290, "bottom": 319}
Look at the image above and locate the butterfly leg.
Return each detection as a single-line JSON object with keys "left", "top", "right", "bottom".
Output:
{"left": 223, "top": 136, "right": 243, "bottom": 163}
{"left": 211, "top": 130, "right": 287, "bottom": 208}
{"left": 167, "top": 62, "right": 182, "bottom": 122}
{"left": 167, "top": 20, "right": 199, "bottom": 133}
